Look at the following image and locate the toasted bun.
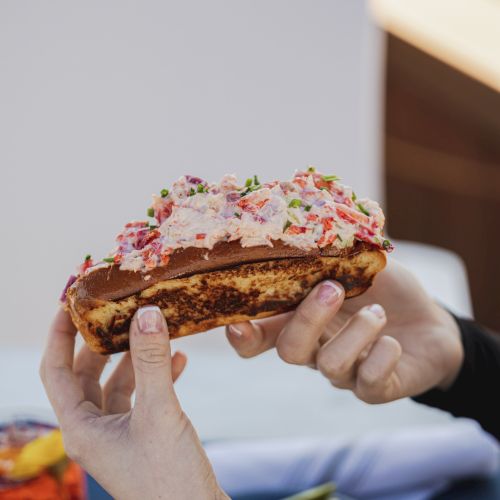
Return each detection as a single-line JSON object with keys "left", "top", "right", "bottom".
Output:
{"left": 66, "top": 241, "right": 386, "bottom": 354}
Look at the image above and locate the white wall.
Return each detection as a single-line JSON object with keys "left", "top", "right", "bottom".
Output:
{"left": 0, "top": 0, "right": 383, "bottom": 347}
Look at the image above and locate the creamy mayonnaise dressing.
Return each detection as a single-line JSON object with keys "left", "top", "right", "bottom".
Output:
{"left": 84, "top": 170, "right": 390, "bottom": 274}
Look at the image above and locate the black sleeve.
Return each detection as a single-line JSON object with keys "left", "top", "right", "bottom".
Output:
{"left": 413, "top": 315, "right": 500, "bottom": 440}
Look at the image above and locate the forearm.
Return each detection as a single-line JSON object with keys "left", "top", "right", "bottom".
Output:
{"left": 413, "top": 315, "right": 500, "bottom": 440}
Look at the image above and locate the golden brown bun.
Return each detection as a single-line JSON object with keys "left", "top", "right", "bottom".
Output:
{"left": 66, "top": 242, "right": 386, "bottom": 354}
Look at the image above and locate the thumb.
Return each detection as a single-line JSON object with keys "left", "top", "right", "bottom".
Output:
{"left": 129, "top": 306, "right": 178, "bottom": 413}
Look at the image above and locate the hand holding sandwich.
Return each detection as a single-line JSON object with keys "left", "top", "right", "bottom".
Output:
{"left": 226, "top": 259, "right": 464, "bottom": 403}
{"left": 40, "top": 307, "right": 228, "bottom": 500}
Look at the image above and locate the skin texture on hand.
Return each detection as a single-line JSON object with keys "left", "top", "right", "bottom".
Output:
{"left": 40, "top": 307, "right": 228, "bottom": 500}
{"left": 226, "top": 259, "right": 464, "bottom": 404}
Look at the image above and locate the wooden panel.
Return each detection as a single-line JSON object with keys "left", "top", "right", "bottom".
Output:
{"left": 385, "top": 35, "right": 500, "bottom": 329}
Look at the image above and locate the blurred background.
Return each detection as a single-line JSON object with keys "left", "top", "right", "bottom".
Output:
{"left": 1, "top": 0, "right": 383, "bottom": 350}
{"left": 1, "top": 0, "right": 499, "bottom": 478}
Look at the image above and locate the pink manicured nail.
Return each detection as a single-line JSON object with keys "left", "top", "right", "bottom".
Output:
{"left": 137, "top": 306, "right": 163, "bottom": 334}
{"left": 228, "top": 325, "right": 243, "bottom": 338}
{"left": 368, "top": 304, "right": 385, "bottom": 319}
{"left": 317, "top": 281, "right": 342, "bottom": 306}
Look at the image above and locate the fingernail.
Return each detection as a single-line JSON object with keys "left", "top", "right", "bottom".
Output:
{"left": 228, "top": 324, "right": 243, "bottom": 338}
{"left": 137, "top": 306, "right": 164, "bottom": 334}
{"left": 368, "top": 304, "right": 385, "bottom": 319}
{"left": 317, "top": 281, "right": 342, "bottom": 306}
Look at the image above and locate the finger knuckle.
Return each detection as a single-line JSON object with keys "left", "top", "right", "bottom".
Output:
{"left": 73, "top": 368, "right": 92, "bottom": 380}
{"left": 317, "top": 351, "right": 350, "bottom": 380}
{"left": 294, "top": 308, "right": 319, "bottom": 329}
{"left": 135, "top": 343, "right": 169, "bottom": 366}
{"left": 329, "top": 379, "right": 352, "bottom": 390}
{"left": 358, "top": 366, "right": 381, "bottom": 388}
{"left": 355, "top": 388, "right": 385, "bottom": 405}
{"left": 277, "top": 343, "right": 309, "bottom": 365}
{"left": 237, "top": 349, "right": 257, "bottom": 359}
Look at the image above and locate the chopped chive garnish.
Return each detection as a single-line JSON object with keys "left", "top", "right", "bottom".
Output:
{"left": 304, "top": 205, "right": 312, "bottom": 212}
{"left": 356, "top": 203, "right": 370, "bottom": 216}
{"left": 307, "top": 166, "right": 316, "bottom": 173}
{"left": 103, "top": 257, "right": 114, "bottom": 263}
{"left": 189, "top": 187, "right": 196, "bottom": 196}
{"left": 283, "top": 220, "right": 292, "bottom": 232}
{"left": 383, "top": 239, "right": 392, "bottom": 249}
{"left": 160, "top": 188, "right": 169, "bottom": 198}
{"left": 240, "top": 176, "right": 262, "bottom": 196}
{"left": 234, "top": 212, "right": 241, "bottom": 218}
{"left": 84, "top": 254, "right": 91, "bottom": 261}
{"left": 320, "top": 187, "right": 328, "bottom": 191}
{"left": 197, "top": 184, "right": 205, "bottom": 193}
{"left": 149, "top": 224, "right": 158, "bottom": 230}
{"left": 337, "top": 234, "right": 343, "bottom": 242}
{"left": 322, "top": 175, "right": 340, "bottom": 182}
{"left": 351, "top": 192, "right": 357, "bottom": 202}
{"left": 288, "top": 199, "right": 302, "bottom": 208}
{"left": 147, "top": 207, "right": 155, "bottom": 217}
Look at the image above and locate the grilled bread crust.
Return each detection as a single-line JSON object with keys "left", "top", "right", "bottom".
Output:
{"left": 66, "top": 244, "right": 386, "bottom": 354}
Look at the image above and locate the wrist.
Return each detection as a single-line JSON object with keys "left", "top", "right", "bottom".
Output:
{"left": 434, "top": 306, "right": 464, "bottom": 391}
{"left": 124, "top": 477, "right": 227, "bottom": 500}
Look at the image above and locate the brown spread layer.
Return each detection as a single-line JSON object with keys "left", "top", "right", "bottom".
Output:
{"left": 72, "top": 240, "right": 372, "bottom": 302}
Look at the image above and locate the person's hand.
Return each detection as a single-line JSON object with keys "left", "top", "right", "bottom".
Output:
{"left": 226, "top": 259, "right": 464, "bottom": 403}
{"left": 40, "top": 306, "right": 228, "bottom": 500}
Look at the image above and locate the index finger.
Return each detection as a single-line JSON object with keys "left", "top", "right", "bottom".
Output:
{"left": 39, "top": 309, "right": 88, "bottom": 424}
{"left": 225, "top": 312, "right": 292, "bottom": 358}
{"left": 276, "top": 281, "right": 345, "bottom": 365}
